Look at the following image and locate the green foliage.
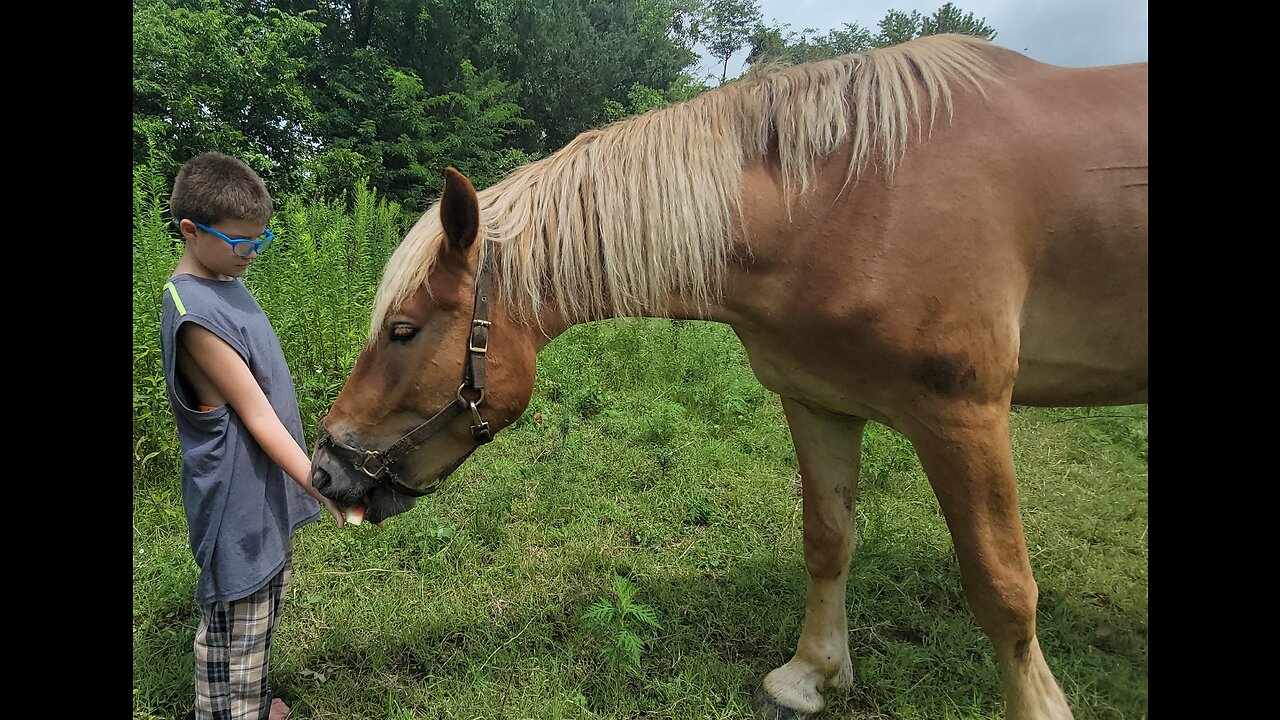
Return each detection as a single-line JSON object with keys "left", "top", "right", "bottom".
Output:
{"left": 697, "top": 0, "right": 762, "bottom": 81}
{"left": 133, "top": 149, "right": 184, "bottom": 487}
{"left": 134, "top": 0, "right": 701, "bottom": 206}
{"left": 877, "top": 9, "right": 925, "bottom": 47}
{"left": 419, "top": 59, "right": 536, "bottom": 191}
{"left": 877, "top": 4, "right": 999, "bottom": 47}
{"left": 664, "top": 70, "right": 715, "bottom": 102}
{"left": 296, "top": 46, "right": 444, "bottom": 205}
{"left": 682, "top": 488, "right": 716, "bottom": 525}
{"left": 747, "top": 3, "right": 996, "bottom": 67}
{"left": 415, "top": 516, "right": 457, "bottom": 558}
{"left": 303, "top": 149, "right": 375, "bottom": 205}
{"left": 475, "top": 0, "right": 700, "bottom": 151}
{"left": 603, "top": 83, "right": 670, "bottom": 122}
{"left": 921, "top": 2, "right": 997, "bottom": 40}
{"left": 132, "top": 0, "right": 322, "bottom": 196}
{"left": 582, "top": 574, "right": 663, "bottom": 672}
{"left": 296, "top": 41, "right": 537, "bottom": 204}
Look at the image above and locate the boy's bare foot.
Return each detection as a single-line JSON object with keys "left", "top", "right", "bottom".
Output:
{"left": 268, "top": 697, "right": 291, "bottom": 720}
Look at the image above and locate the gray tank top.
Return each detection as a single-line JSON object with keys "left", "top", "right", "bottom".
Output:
{"left": 160, "top": 274, "right": 320, "bottom": 604}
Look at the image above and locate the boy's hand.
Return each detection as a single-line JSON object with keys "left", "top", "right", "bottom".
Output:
{"left": 320, "top": 496, "right": 345, "bottom": 528}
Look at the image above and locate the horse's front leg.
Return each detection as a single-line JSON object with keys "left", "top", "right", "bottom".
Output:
{"left": 901, "top": 401, "right": 1073, "bottom": 720}
{"left": 754, "top": 398, "right": 867, "bottom": 719}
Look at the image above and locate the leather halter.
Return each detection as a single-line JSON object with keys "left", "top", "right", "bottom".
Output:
{"left": 316, "top": 243, "right": 495, "bottom": 497}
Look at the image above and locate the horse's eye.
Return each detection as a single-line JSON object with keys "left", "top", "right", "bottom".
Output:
{"left": 389, "top": 323, "right": 419, "bottom": 342}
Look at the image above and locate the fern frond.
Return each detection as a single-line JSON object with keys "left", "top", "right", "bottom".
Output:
{"left": 627, "top": 602, "right": 661, "bottom": 629}
{"left": 583, "top": 599, "right": 616, "bottom": 626}
{"left": 616, "top": 630, "right": 644, "bottom": 668}
{"left": 613, "top": 575, "right": 638, "bottom": 606}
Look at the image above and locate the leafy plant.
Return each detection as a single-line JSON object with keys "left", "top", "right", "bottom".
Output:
{"left": 418, "top": 517, "right": 456, "bottom": 555}
{"left": 582, "top": 575, "right": 662, "bottom": 673}
{"left": 683, "top": 489, "right": 716, "bottom": 526}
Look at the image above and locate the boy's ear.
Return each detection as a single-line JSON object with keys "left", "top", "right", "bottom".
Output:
{"left": 174, "top": 219, "right": 198, "bottom": 241}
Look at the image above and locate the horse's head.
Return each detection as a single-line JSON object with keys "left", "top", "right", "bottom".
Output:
{"left": 310, "top": 168, "right": 538, "bottom": 524}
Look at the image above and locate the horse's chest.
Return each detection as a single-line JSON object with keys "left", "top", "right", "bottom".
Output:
{"left": 732, "top": 321, "right": 897, "bottom": 421}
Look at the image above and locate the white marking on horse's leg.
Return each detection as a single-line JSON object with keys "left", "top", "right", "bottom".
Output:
{"left": 795, "top": 574, "right": 856, "bottom": 689}
{"left": 761, "top": 657, "right": 826, "bottom": 715}
{"left": 1002, "top": 637, "right": 1073, "bottom": 720}
{"left": 904, "top": 403, "right": 1074, "bottom": 720}
{"left": 761, "top": 573, "right": 856, "bottom": 712}
{"left": 760, "top": 400, "right": 866, "bottom": 715}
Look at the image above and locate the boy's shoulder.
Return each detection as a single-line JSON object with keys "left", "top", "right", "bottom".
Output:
{"left": 163, "top": 275, "right": 268, "bottom": 347}
{"left": 164, "top": 274, "right": 255, "bottom": 313}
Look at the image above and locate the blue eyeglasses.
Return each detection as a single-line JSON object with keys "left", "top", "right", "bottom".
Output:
{"left": 179, "top": 220, "right": 276, "bottom": 257}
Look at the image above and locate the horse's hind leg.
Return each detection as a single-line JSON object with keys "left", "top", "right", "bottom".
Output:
{"left": 753, "top": 398, "right": 866, "bottom": 719}
{"left": 902, "top": 402, "right": 1073, "bottom": 720}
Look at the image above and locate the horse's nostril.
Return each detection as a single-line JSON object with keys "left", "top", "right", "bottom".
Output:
{"left": 312, "top": 467, "right": 331, "bottom": 493}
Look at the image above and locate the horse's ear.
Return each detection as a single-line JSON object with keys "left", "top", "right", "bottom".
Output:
{"left": 440, "top": 167, "right": 479, "bottom": 256}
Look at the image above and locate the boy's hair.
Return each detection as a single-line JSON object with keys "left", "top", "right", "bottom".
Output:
{"left": 170, "top": 151, "right": 273, "bottom": 226}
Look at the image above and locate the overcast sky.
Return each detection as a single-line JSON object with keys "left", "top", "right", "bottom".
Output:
{"left": 694, "top": 1, "right": 1149, "bottom": 81}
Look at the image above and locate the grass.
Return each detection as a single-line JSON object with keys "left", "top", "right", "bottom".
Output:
{"left": 132, "top": 318, "right": 1147, "bottom": 720}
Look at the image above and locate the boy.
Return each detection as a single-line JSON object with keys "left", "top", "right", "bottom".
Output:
{"left": 159, "top": 151, "right": 344, "bottom": 720}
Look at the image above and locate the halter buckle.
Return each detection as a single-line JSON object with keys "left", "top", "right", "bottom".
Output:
{"left": 469, "top": 319, "right": 491, "bottom": 354}
{"left": 359, "top": 451, "right": 390, "bottom": 480}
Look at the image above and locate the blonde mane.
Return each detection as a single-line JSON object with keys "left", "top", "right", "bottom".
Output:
{"left": 370, "top": 33, "right": 997, "bottom": 341}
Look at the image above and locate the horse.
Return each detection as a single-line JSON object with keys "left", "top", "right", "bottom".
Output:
{"left": 309, "top": 33, "right": 1147, "bottom": 719}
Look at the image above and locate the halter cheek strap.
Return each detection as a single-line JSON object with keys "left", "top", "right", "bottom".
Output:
{"left": 316, "top": 243, "right": 494, "bottom": 497}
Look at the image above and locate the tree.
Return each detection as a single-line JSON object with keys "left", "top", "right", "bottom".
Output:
{"left": 876, "top": 9, "right": 923, "bottom": 47}
{"left": 921, "top": 2, "right": 996, "bottom": 40}
{"left": 419, "top": 60, "right": 535, "bottom": 192}
{"left": 134, "top": 0, "right": 709, "bottom": 203}
{"left": 875, "top": 3, "right": 995, "bottom": 47}
{"left": 697, "top": 0, "right": 761, "bottom": 83}
{"left": 476, "top": 0, "right": 699, "bottom": 151}
{"left": 746, "top": 3, "right": 995, "bottom": 68}
{"left": 747, "top": 21, "right": 876, "bottom": 66}
{"left": 132, "top": 0, "right": 322, "bottom": 195}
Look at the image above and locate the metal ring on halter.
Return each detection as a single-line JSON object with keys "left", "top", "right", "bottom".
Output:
{"left": 457, "top": 383, "right": 485, "bottom": 406}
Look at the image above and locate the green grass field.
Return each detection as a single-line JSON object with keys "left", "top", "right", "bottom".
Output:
{"left": 132, "top": 319, "right": 1147, "bottom": 720}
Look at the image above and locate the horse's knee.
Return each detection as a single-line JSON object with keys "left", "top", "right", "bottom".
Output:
{"left": 802, "top": 527, "right": 854, "bottom": 579}
{"left": 804, "top": 559, "right": 850, "bottom": 580}
{"left": 966, "top": 575, "right": 1039, "bottom": 644}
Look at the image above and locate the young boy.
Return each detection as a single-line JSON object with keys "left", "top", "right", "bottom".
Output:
{"left": 159, "top": 151, "right": 344, "bottom": 720}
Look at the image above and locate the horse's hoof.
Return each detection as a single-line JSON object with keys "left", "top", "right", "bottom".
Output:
{"left": 751, "top": 686, "right": 811, "bottom": 720}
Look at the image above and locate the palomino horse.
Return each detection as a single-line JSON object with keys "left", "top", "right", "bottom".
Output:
{"left": 311, "top": 33, "right": 1147, "bottom": 719}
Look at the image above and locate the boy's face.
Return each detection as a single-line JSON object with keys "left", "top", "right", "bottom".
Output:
{"left": 177, "top": 217, "right": 271, "bottom": 280}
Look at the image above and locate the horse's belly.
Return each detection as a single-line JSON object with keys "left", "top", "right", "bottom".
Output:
{"left": 1011, "top": 357, "right": 1147, "bottom": 406}
{"left": 1013, "top": 273, "right": 1148, "bottom": 406}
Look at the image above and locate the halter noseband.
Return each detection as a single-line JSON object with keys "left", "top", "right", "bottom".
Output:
{"left": 316, "top": 243, "right": 495, "bottom": 497}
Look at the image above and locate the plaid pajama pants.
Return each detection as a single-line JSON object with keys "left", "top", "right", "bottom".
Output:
{"left": 192, "top": 561, "right": 291, "bottom": 720}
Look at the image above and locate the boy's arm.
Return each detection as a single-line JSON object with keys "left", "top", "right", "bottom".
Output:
{"left": 178, "top": 323, "right": 344, "bottom": 527}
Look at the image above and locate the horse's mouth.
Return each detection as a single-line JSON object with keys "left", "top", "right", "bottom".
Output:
{"left": 327, "top": 486, "right": 419, "bottom": 526}
{"left": 363, "top": 485, "right": 419, "bottom": 524}
{"left": 344, "top": 496, "right": 372, "bottom": 525}
{"left": 312, "top": 445, "right": 476, "bottom": 526}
